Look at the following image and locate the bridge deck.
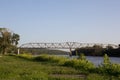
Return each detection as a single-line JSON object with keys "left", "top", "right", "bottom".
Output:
{"left": 18, "top": 42, "right": 118, "bottom": 56}
{"left": 20, "top": 42, "right": 118, "bottom": 49}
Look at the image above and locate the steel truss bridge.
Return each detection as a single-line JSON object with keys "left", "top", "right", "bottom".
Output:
{"left": 19, "top": 42, "right": 118, "bottom": 56}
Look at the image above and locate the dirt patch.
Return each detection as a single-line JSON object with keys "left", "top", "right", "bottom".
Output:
{"left": 49, "top": 74, "right": 86, "bottom": 78}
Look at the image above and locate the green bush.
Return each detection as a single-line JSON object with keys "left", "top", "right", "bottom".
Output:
{"left": 34, "top": 54, "right": 95, "bottom": 72}
{"left": 98, "top": 54, "right": 120, "bottom": 77}
{"left": 33, "top": 54, "right": 51, "bottom": 62}
{"left": 33, "top": 54, "right": 67, "bottom": 64}
{"left": 78, "top": 53, "right": 86, "bottom": 60}
{"left": 63, "top": 59, "right": 95, "bottom": 72}
{"left": 17, "top": 54, "right": 120, "bottom": 79}
{"left": 17, "top": 53, "right": 33, "bottom": 59}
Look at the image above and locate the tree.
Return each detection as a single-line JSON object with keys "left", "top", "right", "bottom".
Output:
{"left": 106, "top": 45, "right": 113, "bottom": 50}
{"left": 11, "top": 33, "right": 20, "bottom": 45}
{"left": 0, "top": 28, "right": 20, "bottom": 55}
{"left": 93, "top": 45, "right": 103, "bottom": 56}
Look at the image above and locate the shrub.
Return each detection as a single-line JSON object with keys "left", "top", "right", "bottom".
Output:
{"left": 17, "top": 53, "right": 33, "bottom": 60}
{"left": 33, "top": 54, "right": 51, "bottom": 62}
{"left": 98, "top": 54, "right": 120, "bottom": 77}
{"left": 33, "top": 54, "right": 67, "bottom": 64}
{"left": 78, "top": 53, "right": 86, "bottom": 60}
{"left": 63, "top": 58, "right": 95, "bottom": 72}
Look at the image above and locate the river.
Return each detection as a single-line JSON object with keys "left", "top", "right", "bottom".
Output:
{"left": 86, "top": 56, "right": 120, "bottom": 66}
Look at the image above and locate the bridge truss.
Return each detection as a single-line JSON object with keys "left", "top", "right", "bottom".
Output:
{"left": 19, "top": 42, "right": 118, "bottom": 56}
{"left": 20, "top": 42, "right": 118, "bottom": 49}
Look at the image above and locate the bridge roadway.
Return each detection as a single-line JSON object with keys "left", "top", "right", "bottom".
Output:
{"left": 18, "top": 42, "right": 118, "bottom": 56}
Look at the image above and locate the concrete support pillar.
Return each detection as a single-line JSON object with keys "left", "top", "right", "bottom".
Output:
{"left": 76, "top": 50, "right": 78, "bottom": 56}
{"left": 69, "top": 48, "right": 72, "bottom": 57}
{"left": 17, "top": 48, "right": 20, "bottom": 55}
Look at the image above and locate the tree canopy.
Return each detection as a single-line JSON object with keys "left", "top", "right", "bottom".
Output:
{"left": 0, "top": 28, "right": 20, "bottom": 55}
{"left": 72, "top": 44, "right": 120, "bottom": 57}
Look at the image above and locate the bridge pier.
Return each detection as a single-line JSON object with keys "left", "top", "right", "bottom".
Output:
{"left": 17, "top": 48, "right": 20, "bottom": 55}
{"left": 69, "top": 48, "right": 72, "bottom": 57}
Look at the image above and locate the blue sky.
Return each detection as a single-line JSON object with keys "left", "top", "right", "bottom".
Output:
{"left": 0, "top": 0, "right": 120, "bottom": 45}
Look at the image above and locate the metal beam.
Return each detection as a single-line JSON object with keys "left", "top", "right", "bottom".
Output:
{"left": 19, "top": 42, "right": 118, "bottom": 56}
{"left": 20, "top": 42, "right": 118, "bottom": 49}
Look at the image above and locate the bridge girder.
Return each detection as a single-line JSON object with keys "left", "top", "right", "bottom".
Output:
{"left": 18, "top": 42, "right": 118, "bottom": 56}
{"left": 19, "top": 42, "right": 118, "bottom": 49}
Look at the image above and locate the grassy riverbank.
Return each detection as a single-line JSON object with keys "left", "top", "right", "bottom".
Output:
{"left": 0, "top": 54, "right": 120, "bottom": 80}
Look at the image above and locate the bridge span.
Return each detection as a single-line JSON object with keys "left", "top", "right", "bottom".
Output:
{"left": 18, "top": 42, "right": 118, "bottom": 56}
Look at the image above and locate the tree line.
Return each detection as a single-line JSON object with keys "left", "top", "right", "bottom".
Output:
{"left": 0, "top": 28, "right": 20, "bottom": 55}
{"left": 72, "top": 44, "right": 120, "bottom": 57}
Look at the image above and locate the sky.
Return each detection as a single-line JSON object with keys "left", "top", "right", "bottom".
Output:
{"left": 0, "top": 0, "right": 120, "bottom": 45}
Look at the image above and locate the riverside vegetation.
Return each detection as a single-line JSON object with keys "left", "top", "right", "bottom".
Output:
{"left": 0, "top": 53, "right": 120, "bottom": 80}
{"left": 0, "top": 28, "right": 119, "bottom": 80}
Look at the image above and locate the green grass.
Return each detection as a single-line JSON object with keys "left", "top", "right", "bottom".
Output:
{"left": 0, "top": 54, "right": 119, "bottom": 80}
{"left": 0, "top": 56, "right": 48, "bottom": 80}
{"left": 0, "top": 55, "right": 85, "bottom": 80}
